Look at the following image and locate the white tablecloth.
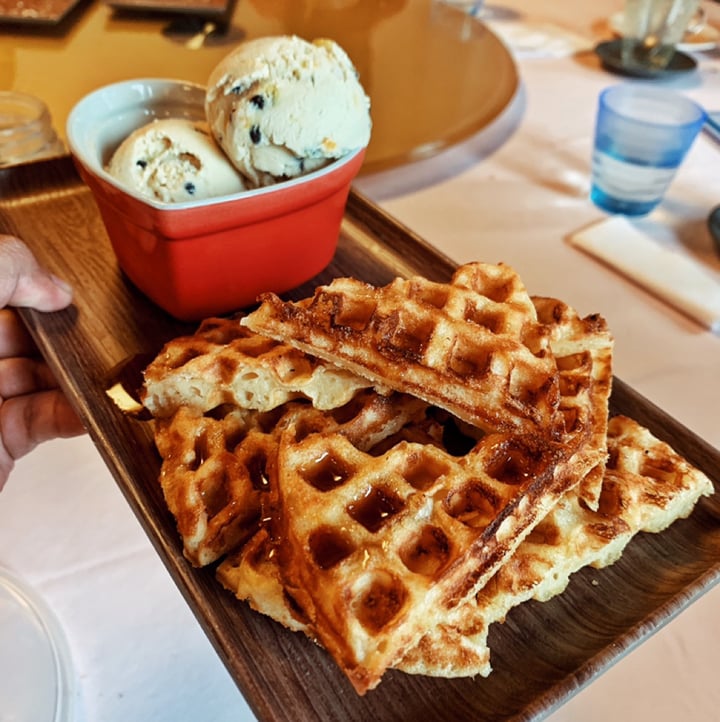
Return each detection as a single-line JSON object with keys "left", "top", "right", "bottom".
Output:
{"left": 2, "top": 1, "right": 720, "bottom": 720}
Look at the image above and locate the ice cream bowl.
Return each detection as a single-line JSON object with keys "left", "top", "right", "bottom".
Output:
{"left": 66, "top": 78, "right": 366, "bottom": 321}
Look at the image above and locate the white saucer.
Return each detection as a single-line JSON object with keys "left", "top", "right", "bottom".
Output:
{"left": 608, "top": 11, "right": 720, "bottom": 52}
{"left": 0, "top": 567, "right": 76, "bottom": 722}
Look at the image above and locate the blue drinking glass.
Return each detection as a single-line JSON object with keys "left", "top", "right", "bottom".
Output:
{"left": 590, "top": 84, "right": 706, "bottom": 216}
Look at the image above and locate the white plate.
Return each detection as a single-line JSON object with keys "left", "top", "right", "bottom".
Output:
{"left": 608, "top": 11, "right": 720, "bottom": 52}
{"left": 0, "top": 567, "right": 76, "bottom": 722}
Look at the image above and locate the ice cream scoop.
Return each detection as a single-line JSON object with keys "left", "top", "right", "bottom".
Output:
{"left": 108, "top": 117, "right": 246, "bottom": 203}
{"left": 205, "top": 35, "right": 371, "bottom": 187}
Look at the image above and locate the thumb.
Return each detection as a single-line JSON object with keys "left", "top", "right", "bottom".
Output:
{"left": 0, "top": 236, "right": 73, "bottom": 311}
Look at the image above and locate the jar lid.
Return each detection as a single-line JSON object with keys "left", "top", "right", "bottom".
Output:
{"left": 0, "top": 567, "right": 76, "bottom": 722}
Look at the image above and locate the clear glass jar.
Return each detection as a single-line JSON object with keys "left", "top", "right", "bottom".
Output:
{"left": 0, "top": 91, "right": 65, "bottom": 167}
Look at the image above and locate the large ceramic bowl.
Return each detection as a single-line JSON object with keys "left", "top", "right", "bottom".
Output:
{"left": 66, "top": 78, "right": 365, "bottom": 321}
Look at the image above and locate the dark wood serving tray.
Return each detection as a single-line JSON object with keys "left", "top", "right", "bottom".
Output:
{"left": 2, "top": 156, "right": 720, "bottom": 721}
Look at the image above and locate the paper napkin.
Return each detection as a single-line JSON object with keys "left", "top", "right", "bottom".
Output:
{"left": 488, "top": 20, "right": 593, "bottom": 59}
{"left": 568, "top": 216, "right": 720, "bottom": 334}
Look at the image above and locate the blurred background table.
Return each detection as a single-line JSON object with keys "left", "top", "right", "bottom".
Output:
{"left": 1, "top": 1, "right": 720, "bottom": 721}
{"left": 0, "top": 0, "right": 518, "bottom": 172}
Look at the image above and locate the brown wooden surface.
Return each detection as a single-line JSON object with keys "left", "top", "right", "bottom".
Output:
{"left": 105, "top": 0, "right": 231, "bottom": 17}
{"left": 0, "top": 0, "right": 85, "bottom": 24}
{"left": 1, "top": 156, "right": 720, "bottom": 721}
{"left": 0, "top": 0, "right": 519, "bottom": 175}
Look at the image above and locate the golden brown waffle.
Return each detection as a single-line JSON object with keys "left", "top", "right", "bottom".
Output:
{"left": 241, "top": 262, "right": 562, "bottom": 435}
{"left": 532, "top": 296, "right": 614, "bottom": 510}
{"left": 267, "top": 417, "right": 597, "bottom": 694}
{"left": 153, "top": 404, "right": 279, "bottom": 567}
{"left": 154, "top": 389, "right": 431, "bottom": 566}
{"left": 217, "top": 528, "right": 310, "bottom": 634}
{"left": 216, "top": 404, "right": 450, "bottom": 627}
{"left": 398, "top": 414, "right": 713, "bottom": 678}
{"left": 218, "top": 415, "right": 713, "bottom": 681}
{"left": 599, "top": 415, "right": 713, "bottom": 532}
{"left": 145, "top": 262, "right": 708, "bottom": 696}
{"left": 142, "top": 316, "right": 373, "bottom": 418}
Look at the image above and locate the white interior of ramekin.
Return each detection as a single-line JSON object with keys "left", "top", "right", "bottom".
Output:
{"left": 66, "top": 78, "right": 364, "bottom": 211}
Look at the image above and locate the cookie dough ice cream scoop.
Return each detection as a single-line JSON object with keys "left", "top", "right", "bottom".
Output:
{"left": 108, "top": 117, "right": 246, "bottom": 203}
{"left": 205, "top": 35, "right": 372, "bottom": 188}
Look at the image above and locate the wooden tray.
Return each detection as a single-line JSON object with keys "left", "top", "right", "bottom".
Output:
{"left": 2, "top": 156, "right": 720, "bottom": 721}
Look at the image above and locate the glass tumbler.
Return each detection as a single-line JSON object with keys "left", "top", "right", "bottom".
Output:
{"left": 590, "top": 84, "right": 706, "bottom": 216}
{"left": 0, "top": 91, "right": 64, "bottom": 167}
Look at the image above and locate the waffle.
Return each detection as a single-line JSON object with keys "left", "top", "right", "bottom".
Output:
{"left": 241, "top": 262, "right": 563, "bottom": 435}
{"left": 398, "top": 414, "right": 713, "bottom": 677}
{"left": 153, "top": 404, "right": 279, "bottom": 566}
{"left": 144, "top": 261, "right": 708, "bottom": 696}
{"left": 142, "top": 316, "right": 373, "bottom": 418}
{"left": 532, "top": 296, "right": 614, "bottom": 510}
{"left": 218, "top": 528, "right": 310, "bottom": 634}
{"left": 218, "top": 415, "right": 713, "bottom": 681}
{"left": 154, "top": 389, "right": 431, "bottom": 566}
{"left": 265, "top": 414, "right": 597, "bottom": 694}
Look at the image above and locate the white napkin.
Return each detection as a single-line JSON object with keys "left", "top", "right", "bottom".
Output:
{"left": 568, "top": 216, "right": 720, "bottom": 334}
{"left": 488, "top": 20, "right": 593, "bottom": 59}
{"left": 438, "top": 2, "right": 593, "bottom": 58}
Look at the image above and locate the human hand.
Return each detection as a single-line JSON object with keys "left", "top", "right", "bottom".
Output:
{"left": 0, "top": 235, "right": 86, "bottom": 489}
